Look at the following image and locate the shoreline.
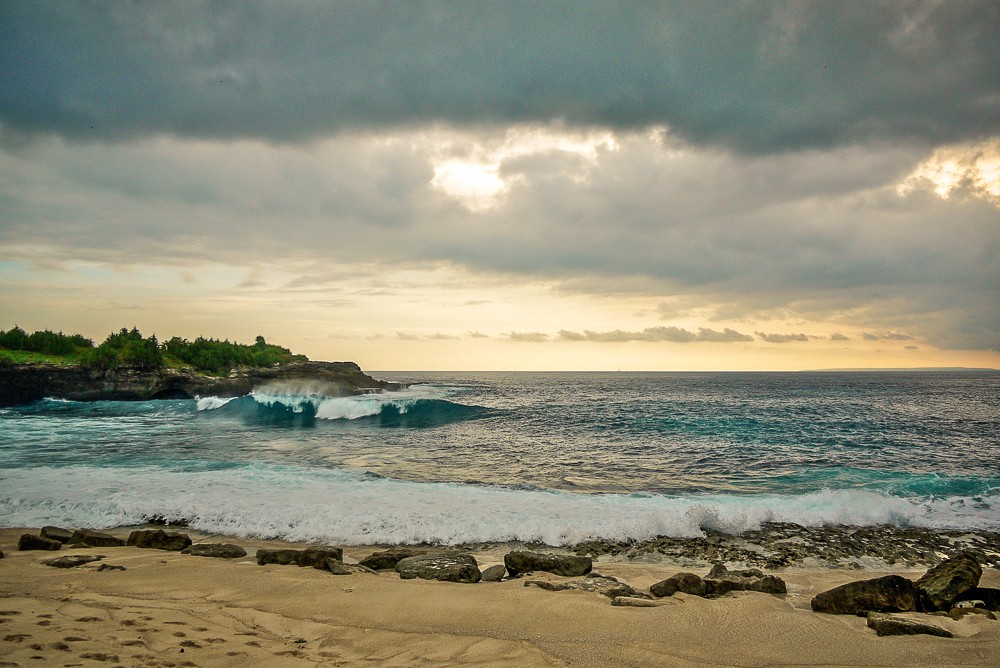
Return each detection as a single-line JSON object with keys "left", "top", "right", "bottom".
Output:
{"left": 2, "top": 526, "right": 999, "bottom": 667}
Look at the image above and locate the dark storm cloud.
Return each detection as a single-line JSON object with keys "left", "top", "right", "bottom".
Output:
{"left": 2, "top": 1, "right": 999, "bottom": 151}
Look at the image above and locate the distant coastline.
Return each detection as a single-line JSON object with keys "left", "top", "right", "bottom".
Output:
{"left": 804, "top": 367, "right": 1000, "bottom": 373}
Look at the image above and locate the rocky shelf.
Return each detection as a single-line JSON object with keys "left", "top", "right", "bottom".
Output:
{"left": 0, "top": 360, "right": 399, "bottom": 406}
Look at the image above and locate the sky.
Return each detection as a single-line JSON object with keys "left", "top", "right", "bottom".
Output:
{"left": 1, "top": 1, "right": 998, "bottom": 371}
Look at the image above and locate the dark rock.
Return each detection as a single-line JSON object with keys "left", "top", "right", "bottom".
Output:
{"left": 650, "top": 573, "right": 706, "bottom": 598}
{"left": 40, "top": 526, "right": 74, "bottom": 543}
{"left": 915, "top": 552, "right": 982, "bottom": 611}
{"left": 956, "top": 587, "right": 1000, "bottom": 611}
{"left": 707, "top": 563, "right": 763, "bottom": 579}
{"left": 256, "top": 549, "right": 301, "bottom": 566}
{"left": 866, "top": 612, "right": 953, "bottom": 638}
{"left": 525, "top": 575, "right": 640, "bottom": 599}
{"left": 949, "top": 607, "right": 996, "bottom": 620}
{"left": 69, "top": 529, "right": 125, "bottom": 547}
{"left": 358, "top": 548, "right": 420, "bottom": 570}
{"left": 96, "top": 564, "right": 126, "bottom": 572}
{"left": 143, "top": 515, "right": 189, "bottom": 527}
{"left": 183, "top": 544, "right": 247, "bottom": 559}
{"left": 811, "top": 575, "right": 925, "bottom": 615}
{"left": 297, "top": 547, "right": 343, "bottom": 568}
{"left": 41, "top": 555, "right": 105, "bottom": 569}
{"left": 18, "top": 534, "right": 61, "bottom": 551}
{"left": 126, "top": 529, "right": 192, "bottom": 551}
{"left": 396, "top": 553, "right": 481, "bottom": 583}
{"left": 480, "top": 564, "right": 507, "bottom": 582}
{"left": 0, "top": 548, "right": 4, "bottom": 559}
{"left": 504, "top": 550, "right": 592, "bottom": 577}
{"left": 326, "top": 560, "right": 352, "bottom": 575}
{"left": 702, "top": 565, "right": 787, "bottom": 596}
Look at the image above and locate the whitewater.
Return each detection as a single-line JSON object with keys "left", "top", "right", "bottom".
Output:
{"left": 1, "top": 371, "right": 998, "bottom": 545}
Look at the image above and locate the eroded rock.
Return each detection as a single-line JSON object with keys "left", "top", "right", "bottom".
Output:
{"left": 127, "top": 529, "right": 192, "bottom": 552}
{"left": 183, "top": 543, "right": 248, "bottom": 559}
{"left": 42, "top": 555, "right": 105, "bottom": 569}
{"left": 650, "top": 572, "right": 706, "bottom": 598}
{"left": 866, "top": 612, "right": 953, "bottom": 637}
{"left": 69, "top": 529, "right": 125, "bottom": 547}
{"left": 358, "top": 548, "right": 420, "bottom": 570}
{"left": 18, "top": 534, "right": 61, "bottom": 551}
{"left": 811, "top": 575, "right": 924, "bottom": 614}
{"left": 40, "top": 526, "right": 74, "bottom": 543}
{"left": 480, "top": 564, "right": 507, "bottom": 582}
{"left": 396, "top": 553, "right": 481, "bottom": 583}
{"left": 525, "top": 575, "right": 640, "bottom": 599}
{"left": 504, "top": 550, "right": 592, "bottom": 577}
{"left": 916, "top": 552, "right": 982, "bottom": 611}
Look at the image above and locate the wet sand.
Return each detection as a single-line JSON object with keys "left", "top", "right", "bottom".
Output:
{"left": 1, "top": 527, "right": 998, "bottom": 667}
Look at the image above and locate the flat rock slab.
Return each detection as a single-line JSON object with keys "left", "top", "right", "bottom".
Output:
{"left": 42, "top": 555, "right": 105, "bottom": 569}
{"left": 40, "top": 526, "right": 74, "bottom": 543}
{"left": 916, "top": 552, "right": 982, "bottom": 611}
{"left": 183, "top": 543, "right": 248, "bottom": 559}
{"left": 396, "top": 553, "right": 481, "bottom": 583}
{"left": 358, "top": 548, "right": 420, "bottom": 570}
{"left": 256, "top": 547, "right": 343, "bottom": 567}
{"left": 480, "top": 564, "right": 507, "bottom": 582}
{"left": 505, "top": 550, "right": 592, "bottom": 577}
{"left": 70, "top": 529, "right": 125, "bottom": 547}
{"left": 866, "top": 612, "right": 953, "bottom": 638}
{"left": 612, "top": 596, "right": 659, "bottom": 608}
{"left": 811, "top": 575, "right": 924, "bottom": 614}
{"left": 127, "top": 529, "right": 192, "bottom": 551}
{"left": 18, "top": 534, "right": 62, "bottom": 551}
{"left": 525, "top": 576, "right": 641, "bottom": 599}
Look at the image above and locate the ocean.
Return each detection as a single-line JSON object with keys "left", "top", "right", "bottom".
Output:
{"left": 1, "top": 371, "right": 998, "bottom": 546}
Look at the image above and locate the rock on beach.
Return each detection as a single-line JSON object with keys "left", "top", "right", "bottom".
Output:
{"left": 811, "top": 575, "right": 925, "bottom": 614}
{"left": 915, "top": 552, "right": 982, "bottom": 611}
{"left": 182, "top": 543, "right": 248, "bottom": 559}
{"left": 504, "top": 551, "right": 592, "bottom": 577}
{"left": 18, "top": 533, "right": 62, "bottom": 551}
{"left": 127, "top": 529, "right": 192, "bottom": 551}
{"left": 70, "top": 529, "right": 126, "bottom": 547}
{"left": 866, "top": 612, "right": 953, "bottom": 638}
{"left": 395, "top": 553, "right": 482, "bottom": 583}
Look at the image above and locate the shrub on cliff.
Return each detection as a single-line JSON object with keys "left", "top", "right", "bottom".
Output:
{"left": 0, "top": 326, "right": 94, "bottom": 356}
{"left": 86, "top": 328, "right": 163, "bottom": 370}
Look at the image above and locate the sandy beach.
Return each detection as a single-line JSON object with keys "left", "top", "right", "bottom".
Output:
{"left": 1, "top": 528, "right": 998, "bottom": 667}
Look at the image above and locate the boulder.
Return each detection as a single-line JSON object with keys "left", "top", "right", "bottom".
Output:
{"left": 866, "top": 612, "right": 953, "bottom": 638}
{"left": 703, "top": 565, "right": 786, "bottom": 596}
{"left": 396, "top": 553, "right": 482, "bottom": 583}
{"left": 70, "top": 529, "right": 126, "bottom": 547}
{"left": 956, "top": 587, "right": 1000, "bottom": 611}
{"left": 811, "top": 575, "right": 924, "bottom": 614}
{"left": 650, "top": 573, "right": 706, "bottom": 598}
{"left": 504, "top": 550, "right": 592, "bottom": 577}
{"left": 18, "top": 534, "right": 62, "bottom": 551}
{"left": 256, "top": 548, "right": 301, "bottom": 566}
{"left": 297, "top": 547, "right": 343, "bottom": 568}
{"left": 480, "top": 564, "right": 507, "bottom": 582}
{"left": 40, "top": 526, "right": 74, "bottom": 543}
{"left": 183, "top": 543, "right": 247, "bottom": 559}
{"left": 41, "top": 555, "right": 105, "bottom": 569}
{"left": 915, "top": 552, "right": 982, "bottom": 611}
{"left": 126, "top": 529, "right": 192, "bottom": 551}
{"left": 358, "top": 548, "right": 420, "bottom": 570}
{"left": 525, "top": 575, "right": 641, "bottom": 599}
{"left": 326, "top": 560, "right": 353, "bottom": 575}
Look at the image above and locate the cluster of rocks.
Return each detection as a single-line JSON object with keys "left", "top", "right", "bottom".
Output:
{"left": 649, "top": 564, "right": 787, "bottom": 598}
{"left": 810, "top": 552, "right": 999, "bottom": 637}
{"left": 569, "top": 522, "right": 1000, "bottom": 570}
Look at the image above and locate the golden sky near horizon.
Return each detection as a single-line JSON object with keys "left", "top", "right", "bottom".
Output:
{"left": 1, "top": 4, "right": 998, "bottom": 371}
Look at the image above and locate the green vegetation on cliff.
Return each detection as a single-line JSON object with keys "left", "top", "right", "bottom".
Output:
{"left": 0, "top": 326, "right": 307, "bottom": 375}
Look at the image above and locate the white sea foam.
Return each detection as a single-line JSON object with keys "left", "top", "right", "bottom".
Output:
{"left": 1, "top": 464, "right": 996, "bottom": 545}
{"left": 195, "top": 396, "right": 237, "bottom": 411}
{"left": 251, "top": 384, "right": 451, "bottom": 420}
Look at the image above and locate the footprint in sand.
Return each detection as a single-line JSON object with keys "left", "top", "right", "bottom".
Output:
{"left": 120, "top": 619, "right": 136, "bottom": 627}
{"left": 0, "top": 662, "right": 18, "bottom": 668}
{"left": 29, "top": 643, "right": 43, "bottom": 650}
{"left": 244, "top": 640, "right": 261, "bottom": 647}
{"left": 35, "top": 620, "right": 52, "bottom": 626}
{"left": 50, "top": 641, "right": 71, "bottom": 651}
{"left": 36, "top": 614, "right": 52, "bottom": 619}
{"left": 79, "top": 652, "right": 119, "bottom": 662}
{"left": 3, "top": 634, "right": 30, "bottom": 642}
{"left": 202, "top": 637, "right": 226, "bottom": 644}
{"left": 172, "top": 631, "right": 186, "bottom": 637}
{"left": 192, "top": 627, "right": 208, "bottom": 632}
{"left": 179, "top": 640, "right": 201, "bottom": 648}
{"left": 164, "top": 621, "right": 186, "bottom": 625}
{"left": 63, "top": 635, "right": 89, "bottom": 642}
{"left": 75, "top": 616, "right": 102, "bottom": 622}
{"left": 0, "top": 611, "right": 21, "bottom": 616}
{"left": 120, "top": 640, "right": 144, "bottom": 647}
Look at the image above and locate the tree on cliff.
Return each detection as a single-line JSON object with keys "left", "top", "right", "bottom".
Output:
{"left": 88, "top": 328, "right": 163, "bottom": 370}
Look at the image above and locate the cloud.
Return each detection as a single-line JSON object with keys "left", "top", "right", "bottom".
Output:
{"left": 756, "top": 332, "right": 810, "bottom": 343}
{"left": 862, "top": 331, "right": 913, "bottom": 341}
{"left": 559, "top": 326, "right": 752, "bottom": 343}
{"left": 466, "top": 331, "right": 490, "bottom": 339}
{"left": 3, "top": 3, "right": 999, "bottom": 152}
{"left": 505, "top": 331, "right": 550, "bottom": 342}
{"left": 830, "top": 333, "right": 850, "bottom": 341}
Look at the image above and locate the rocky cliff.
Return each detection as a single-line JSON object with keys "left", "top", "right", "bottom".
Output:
{"left": 0, "top": 360, "right": 399, "bottom": 407}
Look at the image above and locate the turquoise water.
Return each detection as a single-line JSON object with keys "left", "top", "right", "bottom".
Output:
{"left": 1, "top": 371, "right": 997, "bottom": 544}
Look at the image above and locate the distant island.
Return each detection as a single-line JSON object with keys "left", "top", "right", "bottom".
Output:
{"left": 0, "top": 326, "right": 397, "bottom": 406}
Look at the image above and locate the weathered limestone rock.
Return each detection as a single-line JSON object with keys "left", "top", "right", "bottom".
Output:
{"left": 41, "top": 555, "right": 105, "bottom": 569}
{"left": 480, "top": 564, "right": 507, "bottom": 582}
{"left": 358, "top": 548, "right": 420, "bottom": 570}
{"left": 183, "top": 543, "right": 248, "bottom": 559}
{"left": 650, "top": 572, "right": 706, "bottom": 598}
{"left": 70, "top": 529, "right": 126, "bottom": 547}
{"left": 297, "top": 547, "right": 343, "bottom": 568}
{"left": 504, "top": 550, "right": 592, "bottom": 577}
{"left": 326, "top": 560, "right": 353, "bottom": 575}
{"left": 703, "top": 564, "right": 787, "bottom": 596}
{"left": 811, "top": 575, "right": 924, "bottom": 614}
{"left": 40, "top": 526, "right": 74, "bottom": 543}
{"left": 96, "top": 563, "right": 126, "bottom": 572}
{"left": 256, "top": 548, "right": 302, "bottom": 566}
{"left": 915, "top": 552, "right": 982, "bottom": 611}
{"left": 525, "top": 575, "right": 641, "bottom": 599}
{"left": 18, "top": 534, "right": 62, "bottom": 551}
{"left": 948, "top": 607, "right": 996, "bottom": 620}
{"left": 956, "top": 588, "right": 1000, "bottom": 611}
{"left": 395, "top": 553, "right": 482, "bottom": 583}
{"left": 612, "top": 596, "right": 659, "bottom": 607}
{"left": 127, "top": 529, "right": 192, "bottom": 551}
{"left": 866, "top": 612, "right": 953, "bottom": 638}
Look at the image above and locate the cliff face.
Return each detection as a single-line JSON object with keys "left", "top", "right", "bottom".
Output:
{"left": 0, "top": 361, "right": 399, "bottom": 407}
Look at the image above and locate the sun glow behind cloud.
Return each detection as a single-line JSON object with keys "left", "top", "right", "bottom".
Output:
{"left": 899, "top": 139, "right": 1000, "bottom": 203}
